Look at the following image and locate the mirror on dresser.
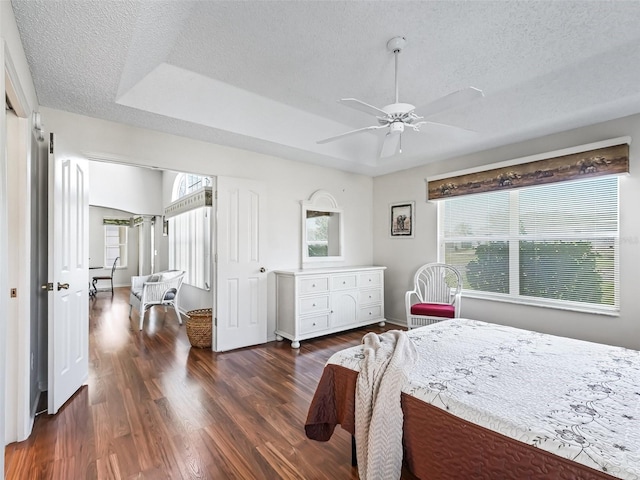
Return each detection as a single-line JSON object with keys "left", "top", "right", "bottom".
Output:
{"left": 301, "top": 190, "right": 344, "bottom": 265}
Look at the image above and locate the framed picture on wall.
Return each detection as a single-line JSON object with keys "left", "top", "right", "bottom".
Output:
{"left": 390, "top": 201, "right": 414, "bottom": 238}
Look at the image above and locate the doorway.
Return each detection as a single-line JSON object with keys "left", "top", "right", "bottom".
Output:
{"left": 85, "top": 160, "right": 215, "bottom": 318}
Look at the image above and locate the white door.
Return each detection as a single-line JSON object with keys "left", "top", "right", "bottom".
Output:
{"left": 47, "top": 133, "right": 89, "bottom": 414}
{"left": 215, "top": 176, "right": 267, "bottom": 351}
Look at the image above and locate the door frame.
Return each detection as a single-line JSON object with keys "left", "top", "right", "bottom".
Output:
{"left": 84, "top": 153, "right": 217, "bottom": 326}
{"left": 3, "top": 38, "right": 37, "bottom": 464}
{"left": 1, "top": 39, "right": 9, "bottom": 477}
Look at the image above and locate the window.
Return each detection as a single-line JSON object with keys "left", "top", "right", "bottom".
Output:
{"left": 169, "top": 207, "right": 211, "bottom": 290}
{"left": 438, "top": 176, "right": 619, "bottom": 312}
{"left": 174, "top": 174, "right": 212, "bottom": 199}
{"left": 104, "top": 225, "right": 127, "bottom": 268}
{"left": 167, "top": 173, "right": 212, "bottom": 290}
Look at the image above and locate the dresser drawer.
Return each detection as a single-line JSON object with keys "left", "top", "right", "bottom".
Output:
{"left": 299, "top": 295, "right": 330, "bottom": 315}
{"left": 359, "top": 288, "right": 382, "bottom": 305}
{"left": 359, "top": 271, "right": 382, "bottom": 287}
{"left": 299, "top": 276, "right": 329, "bottom": 294}
{"left": 332, "top": 274, "right": 357, "bottom": 290}
{"left": 359, "top": 304, "right": 383, "bottom": 321}
{"left": 300, "top": 314, "right": 329, "bottom": 334}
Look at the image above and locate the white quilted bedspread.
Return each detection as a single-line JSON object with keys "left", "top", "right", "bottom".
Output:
{"left": 327, "top": 319, "right": 640, "bottom": 479}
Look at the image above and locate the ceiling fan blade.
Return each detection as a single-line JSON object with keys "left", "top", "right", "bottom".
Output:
{"left": 317, "top": 125, "right": 386, "bottom": 144}
{"left": 339, "top": 98, "right": 388, "bottom": 118}
{"left": 413, "top": 120, "right": 477, "bottom": 134}
{"left": 378, "top": 132, "right": 401, "bottom": 159}
{"left": 413, "top": 87, "right": 484, "bottom": 119}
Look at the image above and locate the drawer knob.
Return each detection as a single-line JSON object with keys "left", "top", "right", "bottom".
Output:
{"left": 312, "top": 283, "right": 316, "bottom": 287}
{"left": 343, "top": 281, "right": 346, "bottom": 284}
{"left": 369, "top": 312, "right": 372, "bottom": 315}
{"left": 313, "top": 322, "right": 316, "bottom": 326}
{"left": 369, "top": 295, "right": 372, "bottom": 299}
{"left": 312, "top": 303, "right": 316, "bottom": 307}
{"left": 369, "top": 279, "right": 372, "bottom": 282}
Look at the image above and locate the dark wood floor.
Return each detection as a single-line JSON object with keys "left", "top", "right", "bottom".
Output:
{"left": 4, "top": 287, "right": 407, "bottom": 479}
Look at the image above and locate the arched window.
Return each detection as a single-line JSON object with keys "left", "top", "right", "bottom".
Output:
{"left": 173, "top": 173, "right": 212, "bottom": 201}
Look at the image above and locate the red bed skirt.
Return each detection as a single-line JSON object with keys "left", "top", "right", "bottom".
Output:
{"left": 305, "top": 364, "right": 616, "bottom": 480}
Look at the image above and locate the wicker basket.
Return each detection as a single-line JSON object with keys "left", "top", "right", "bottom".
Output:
{"left": 185, "top": 308, "right": 213, "bottom": 348}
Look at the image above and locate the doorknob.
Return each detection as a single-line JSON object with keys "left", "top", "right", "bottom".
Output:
{"left": 57, "top": 282, "right": 70, "bottom": 291}
{"left": 259, "top": 267, "right": 267, "bottom": 273}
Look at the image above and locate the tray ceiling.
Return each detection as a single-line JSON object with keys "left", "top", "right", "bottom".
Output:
{"left": 11, "top": 0, "right": 640, "bottom": 176}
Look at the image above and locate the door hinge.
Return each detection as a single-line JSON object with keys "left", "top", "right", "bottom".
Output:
{"left": 214, "top": 317, "right": 218, "bottom": 326}
{"left": 49, "top": 133, "right": 53, "bottom": 153}
{"left": 215, "top": 190, "right": 218, "bottom": 199}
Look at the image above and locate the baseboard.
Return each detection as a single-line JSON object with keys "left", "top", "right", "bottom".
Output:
{"left": 385, "top": 316, "right": 408, "bottom": 328}
{"left": 94, "top": 283, "right": 128, "bottom": 292}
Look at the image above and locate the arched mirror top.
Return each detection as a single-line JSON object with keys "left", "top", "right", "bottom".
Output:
{"left": 301, "top": 190, "right": 344, "bottom": 264}
{"left": 304, "top": 190, "right": 340, "bottom": 210}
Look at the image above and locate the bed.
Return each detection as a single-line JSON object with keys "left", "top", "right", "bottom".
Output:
{"left": 305, "top": 319, "right": 640, "bottom": 479}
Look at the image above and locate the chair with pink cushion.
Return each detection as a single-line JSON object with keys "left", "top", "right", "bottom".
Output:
{"left": 405, "top": 263, "right": 462, "bottom": 329}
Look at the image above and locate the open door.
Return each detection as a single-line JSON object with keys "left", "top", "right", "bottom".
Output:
{"left": 47, "top": 132, "right": 89, "bottom": 414}
{"left": 215, "top": 176, "right": 267, "bottom": 351}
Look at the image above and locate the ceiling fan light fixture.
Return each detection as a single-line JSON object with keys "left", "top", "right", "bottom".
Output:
{"left": 389, "top": 122, "right": 404, "bottom": 135}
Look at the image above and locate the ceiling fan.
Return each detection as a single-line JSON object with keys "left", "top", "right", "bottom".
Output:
{"left": 317, "top": 36, "right": 484, "bottom": 158}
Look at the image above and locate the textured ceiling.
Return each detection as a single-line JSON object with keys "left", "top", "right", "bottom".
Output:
{"left": 10, "top": 0, "right": 640, "bottom": 176}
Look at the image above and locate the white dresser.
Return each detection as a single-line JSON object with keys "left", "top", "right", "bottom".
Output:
{"left": 274, "top": 266, "right": 386, "bottom": 348}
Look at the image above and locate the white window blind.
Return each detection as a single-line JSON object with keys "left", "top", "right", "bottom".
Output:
{"left": 104, "top": 225, "right": 127, "bottom": 268}
{"left": 439, "top": 176, "right": 619, "bottom": 311}
{"left": 168, "top": 207, "right": 211, "bottom": 290}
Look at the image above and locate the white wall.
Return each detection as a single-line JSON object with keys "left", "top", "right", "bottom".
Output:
{"left": 88, "top": 161, "right": 163, "bottom": 215}
{"left": 374, "top": 113, "right": 640, "bottom": 350}
{"left": 40, "top": 107, "right": 375, "bottom": 339}
{"left": 87, "top": 159, "right": 164, "bottom": 288}
{"left": 157, "top": 170, "right": 174, "bottom": 272}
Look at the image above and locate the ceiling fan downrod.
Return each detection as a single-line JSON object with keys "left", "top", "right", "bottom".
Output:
{"left": 387, "top": 36, "right": 406, "bottom": 104}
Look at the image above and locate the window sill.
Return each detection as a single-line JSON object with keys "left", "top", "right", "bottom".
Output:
{"left": 462, "top": 290, "right": 619, "bottom": 317}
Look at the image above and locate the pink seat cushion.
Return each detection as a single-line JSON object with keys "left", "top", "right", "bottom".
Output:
{"left": 410, "top": 303, "right": 455, "bottom": 318}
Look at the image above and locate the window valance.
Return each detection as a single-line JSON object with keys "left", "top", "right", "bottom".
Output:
{"left": 164, "top": 187, "right": 213, "bottom": 219}
{"left": 427, "top": 139, "right": 629, "bottom": 201}
{"left": 103, "top": 217, "right": 131, "bottom": 226}
{"left": 102, "top": 216, "right": 144, "bottom": 227}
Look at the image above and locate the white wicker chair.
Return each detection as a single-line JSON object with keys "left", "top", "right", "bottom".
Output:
{"left": 405, "top": 263, "right": 462, "bottom": 329}
{"left": 129, "top": 270, "right": 185, "bottom": 330}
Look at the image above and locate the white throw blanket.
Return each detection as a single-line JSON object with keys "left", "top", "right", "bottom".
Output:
{"left": 355, "top": 330, "right": 417, "bottom": 480}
